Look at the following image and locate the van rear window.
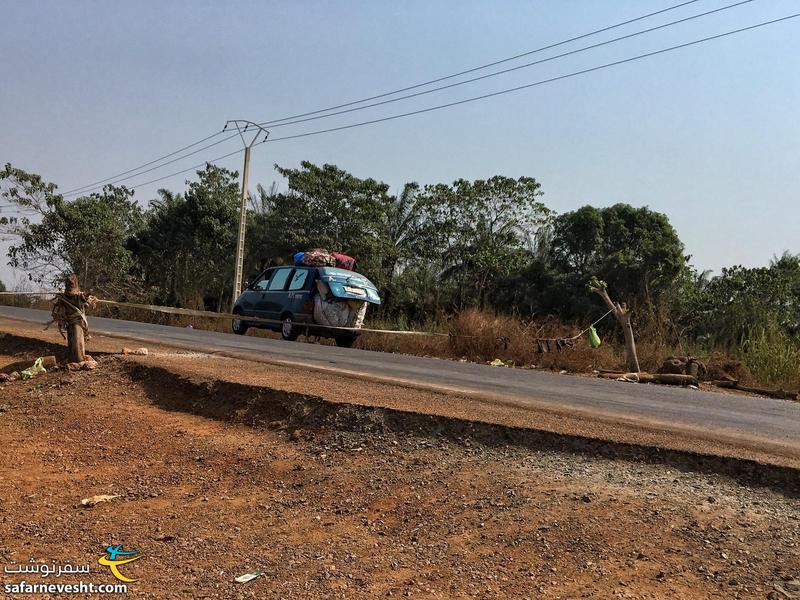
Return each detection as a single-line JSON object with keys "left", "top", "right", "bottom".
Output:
{"left": 288, "top": 269, "right": 309, "bottom": 290}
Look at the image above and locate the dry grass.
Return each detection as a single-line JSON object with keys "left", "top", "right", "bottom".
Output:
{"left": 445, "top": 308, "right": 623, "bottom": 372}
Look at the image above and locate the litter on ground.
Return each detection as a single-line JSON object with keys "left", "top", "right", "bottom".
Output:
{"left": 234, "top": 571, "right": 264, "bottom": 584}
{"left": 20, "top": 357, "right": 47, "bottom": 380}
{"left": 80, "top": 494, "right": 120, "bottom": 508}
{"left": 122, "top": 347, "right": 149, "bottom": 356}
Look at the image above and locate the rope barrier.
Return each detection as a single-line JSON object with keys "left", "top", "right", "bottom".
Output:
{"left": 0, "top": 291, "right": 614, "bottom": 346}
{"left": 97, "top": 299, "right": 448, "bottom": 337}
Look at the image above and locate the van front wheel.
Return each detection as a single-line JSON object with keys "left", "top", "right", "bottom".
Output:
{"left": 232, "top": 310, "right": 248, "bottom": 336}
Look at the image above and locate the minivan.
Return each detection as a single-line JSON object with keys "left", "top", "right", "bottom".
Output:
{"left": 231, "top": 265, "right": 381, "bottom": 347}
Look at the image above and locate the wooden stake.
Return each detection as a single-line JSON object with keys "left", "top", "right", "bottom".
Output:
{"left": 63, "top": 274, "right": 87, "bottom": 364}
{"left": 67, "top": 321, "right": 85, "bottom": 363}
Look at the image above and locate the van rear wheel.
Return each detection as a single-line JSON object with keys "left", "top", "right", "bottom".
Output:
{"left": 335, "top": 336, "right": 356, "bottom": 348}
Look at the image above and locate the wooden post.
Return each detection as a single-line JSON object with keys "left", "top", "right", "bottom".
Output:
{"left": 589, "top": 278, "right": 641, "bottom": 373}
{"left": 63, "top": 274, "right": 87, "bottom": 364}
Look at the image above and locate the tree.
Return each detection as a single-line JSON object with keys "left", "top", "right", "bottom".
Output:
{"left": 416, "top": 175, "right": 551, "bottom": 309}
{"left": 378, "top": 182, "right": 429, "bottom": 311}
{"left": 673, "top": 253, "right": 800, "bottom": 347}
{"left": 251, "top": 161, "right": 395, "bottom": 285}
{"left": 135, "top": 164, "right": 240, "bottom": 309}
{"left": 548, "top": 204, "right": 686, "bottom": 316}
{"left": 242, "top": 182, "right": 292, "bottom": 277}
{"left": 2, "top": 163, "right": 143, "bottom": 297}
{"left": 0, "top": 279, "right": 6, "bottom": 292}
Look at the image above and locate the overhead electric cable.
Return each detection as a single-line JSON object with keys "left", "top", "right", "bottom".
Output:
{"left": 62, "top": 0, "right": 701, "bottom": 195}
{"left": 70, "top": 13, "right": 800, "bottom": 193}
{"left": 262, "top": 13, "right": 799, "bottom": 143}
{"left": 62, "top": 133, "right": 242, "bottom": 197}
{"left": 60, "top": 129, "right": 233, "bottom": 196}
{"left": 112, "top": 148, "right": 245, "bottom": 190}
{"left": 258, "top": 0, "right": 704, "bottom": 126}
{"left": 264, "top": 0, "right": 756, "bottom": 129}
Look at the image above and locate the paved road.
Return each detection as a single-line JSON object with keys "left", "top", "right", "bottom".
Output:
{"left": 2, "top": 306, "right": 799, "bottom": 450}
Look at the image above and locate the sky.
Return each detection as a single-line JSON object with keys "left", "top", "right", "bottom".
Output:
{"left": 2, "top": 0, "right": 799, "bottom": 288}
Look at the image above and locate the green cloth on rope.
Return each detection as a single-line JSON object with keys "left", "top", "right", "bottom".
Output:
{"left": 588, "top": 325, "right": 602, "bottom": 348}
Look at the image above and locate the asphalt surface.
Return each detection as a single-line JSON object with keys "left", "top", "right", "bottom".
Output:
{"left": 2, "top": 305, "right": 799, "bottom": 451}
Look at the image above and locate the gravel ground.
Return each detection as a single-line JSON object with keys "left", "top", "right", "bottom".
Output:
{"left": 1, "top": 343, "right": 799, "bottom": 599}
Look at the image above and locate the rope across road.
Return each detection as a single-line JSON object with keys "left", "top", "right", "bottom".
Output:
{"left": 0, "top": 291, "right": 613, "bottom": 345}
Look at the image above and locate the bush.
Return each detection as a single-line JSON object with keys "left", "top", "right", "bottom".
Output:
{"left": 740, "top": 327, "right": 800, "bottom": 390}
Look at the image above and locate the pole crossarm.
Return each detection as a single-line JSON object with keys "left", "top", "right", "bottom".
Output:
{"left": 225, "top": 119, "right": 270, "bottom": 310}
{"left": 224, "top": 120, "right": 270, "bottom": 148}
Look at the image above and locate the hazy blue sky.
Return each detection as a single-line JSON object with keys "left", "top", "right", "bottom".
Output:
{"left": 2, "top": 0, "right": 799, "bottom": 288}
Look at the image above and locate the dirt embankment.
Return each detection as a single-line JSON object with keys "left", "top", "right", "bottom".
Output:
{"left": 3, "top": 318, "right": 800, "bottom": 471}
{"left": 1, "top": 334, "right": 799, "bottom": 599}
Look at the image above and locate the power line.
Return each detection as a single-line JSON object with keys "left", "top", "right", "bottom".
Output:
{"left": 110, "top": 148, "right": 245, "bottom": 191}
{"left": 60, "top": 129, "right": 232, "bottom": 196}
{"left": 263, "top": 0, "right": 755, "bottom": 130}
{"left": 258, "top": 0, "right": 704, "bottom": 127}
{"left": 61, "top": 13, "right": 800, "bottom": 195}
{"left": 61, "top": 1, "right": 701, "bottom": 196}
{"left": 259, "top": 13, "right": 800, "bottom": 143}
{"left": 63, "top": 132, "right": 242, "bottom": 198}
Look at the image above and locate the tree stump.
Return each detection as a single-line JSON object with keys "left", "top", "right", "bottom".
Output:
{"left": 52, "top": 274, "right": 95, "bottom": 364}
{"left": 65, "top": 302, "right": 87, "bottom": 363}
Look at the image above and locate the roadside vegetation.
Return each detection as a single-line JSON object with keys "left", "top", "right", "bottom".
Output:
{"left": 2, "top": 161, "right": 798, "bottom": 389}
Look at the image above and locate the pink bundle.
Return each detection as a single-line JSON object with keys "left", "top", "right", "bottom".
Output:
{"left": 333, "top": 252, "right": 356, "bottom": 271}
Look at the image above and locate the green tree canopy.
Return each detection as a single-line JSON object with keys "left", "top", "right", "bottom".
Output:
{"left": 549, "top": 203, "right": 686, "bottom": 310}
{"left": 411, "top": 175, "right": 550, "bottom": 309}
{"left": 2, "top": 163, "right": 143, "bottom": 296}
{"left": 247, "top": 161, "right": 395, "bottom": 286}
{"left": 673, "top": 253, "right": 800, "bottom": 347}
{"left": 134, "top": 163, "right": 240, "bottom": 309}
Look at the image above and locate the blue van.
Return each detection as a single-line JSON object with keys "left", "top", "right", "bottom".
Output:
{"left": 231, "top": 266, "right": 381, "bottom": 347}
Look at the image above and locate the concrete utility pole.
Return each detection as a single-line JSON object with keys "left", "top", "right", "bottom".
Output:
{"left": 225, "top": 120, "right": 269, "bottom": 310}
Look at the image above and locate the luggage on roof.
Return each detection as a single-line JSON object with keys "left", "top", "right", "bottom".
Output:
{"left": 293, "top": 249, "right": 355, "bottom": 270}
{"left": 332, "top": 252, "right": 356, "bottom": 271}
{"left": 295, "top": 248, "right": 335, "bottom": 267}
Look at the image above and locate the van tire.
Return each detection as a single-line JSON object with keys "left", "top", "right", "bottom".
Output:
{"left": 232, "top": 309, "right": 248, "bottom": 336}
{"left": 281, "top": 314, "right": 300, "bottom": 341}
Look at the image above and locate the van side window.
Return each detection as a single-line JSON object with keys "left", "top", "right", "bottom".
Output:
{"left": 288, "top": 269, "right": 309, "bottom": 291}
{"left": 268, "top": 268, "right": 292, "bottom": 291}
